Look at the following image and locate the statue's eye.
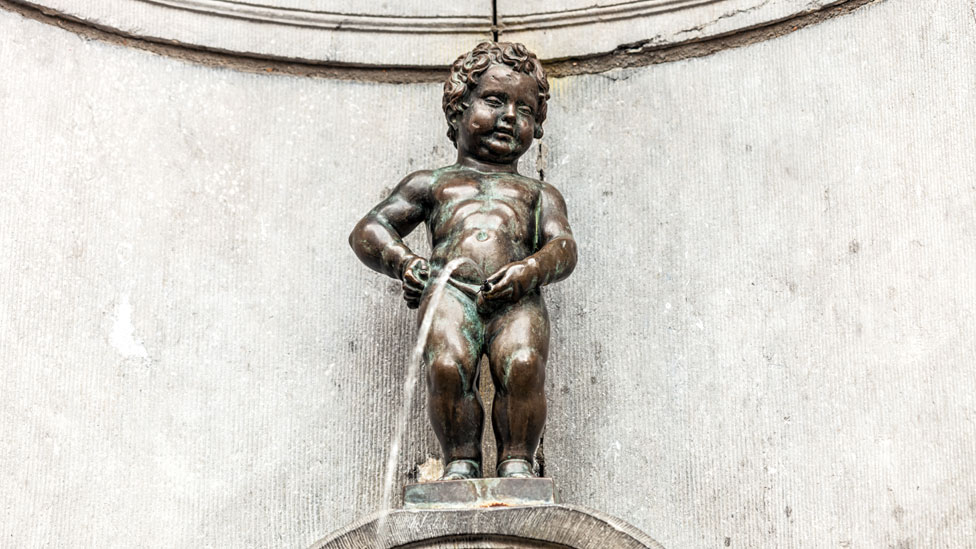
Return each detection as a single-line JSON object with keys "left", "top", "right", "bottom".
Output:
{"left": 518, "top": 105, "right": 534, "bottom": 115}
{"left": 483, "top": 96, "right": 503, "bottom": 107}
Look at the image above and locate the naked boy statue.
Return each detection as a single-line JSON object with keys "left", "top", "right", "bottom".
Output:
{"left": 350, "top": 42, "right": 577, "bottom": 480}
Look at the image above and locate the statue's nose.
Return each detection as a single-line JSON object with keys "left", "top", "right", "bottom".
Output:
{"left": 501, "top": 103, "right": 517, "bottom": 122}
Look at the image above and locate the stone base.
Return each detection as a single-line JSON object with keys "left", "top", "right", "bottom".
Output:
{"left": 403, "top": 477, "right": 556, "bottom": 510}
{"left": 311, "top": 478, "right": 664, "bottom": 548}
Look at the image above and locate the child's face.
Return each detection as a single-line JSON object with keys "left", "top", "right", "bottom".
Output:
{"left": 456, "top": 64, "right": 539, "bottom": 165}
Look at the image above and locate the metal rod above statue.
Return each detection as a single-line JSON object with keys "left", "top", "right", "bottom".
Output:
{"left": 349, "top": 42, "right": 577, "bottom": 481}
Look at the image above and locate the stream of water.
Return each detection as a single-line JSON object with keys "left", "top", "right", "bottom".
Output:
{"left": 374, "top": 257, "right": 474, "bottom": 545}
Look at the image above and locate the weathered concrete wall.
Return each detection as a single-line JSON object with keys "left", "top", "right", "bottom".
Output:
{"left": 539, "top": 3, "right": 976, "bottom": 547}
{"left": 1, "top": 0, "right": 974, "bottom": 547}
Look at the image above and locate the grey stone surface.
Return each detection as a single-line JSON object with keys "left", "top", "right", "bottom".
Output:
{"left": 535, "top": 2, "right": 976, "bottom": 547}
{"left": 2, "top": 0, "right": 976, "bottom": 547}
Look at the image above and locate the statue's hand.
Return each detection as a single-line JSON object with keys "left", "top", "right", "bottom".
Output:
{"left": 401, "top": 256, "right": 429, "bottom": 309}
{"left": 481, "top": 260, "right": 537, "bottom": 304}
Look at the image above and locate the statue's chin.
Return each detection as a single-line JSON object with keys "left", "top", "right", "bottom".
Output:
{"left": 475, "top": 141, "right": 528, "bottom": 165}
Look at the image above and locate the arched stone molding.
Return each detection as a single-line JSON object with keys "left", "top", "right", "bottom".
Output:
{"left": 6, "top": 0, "right": 858, "bottom": 67}
{"left": 310, "top": 505, "right": 666, "bottom": 549}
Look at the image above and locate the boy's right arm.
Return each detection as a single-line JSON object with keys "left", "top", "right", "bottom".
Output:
{"left": 349, "top": 171, "right": 433, "bottom": 306}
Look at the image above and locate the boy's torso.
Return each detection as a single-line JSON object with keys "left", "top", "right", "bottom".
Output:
{"left": 426, "top": 167, "right": 543, "bottom": 283}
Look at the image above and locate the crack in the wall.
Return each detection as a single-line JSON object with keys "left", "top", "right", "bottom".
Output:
{"left": 542, "top": 0, "right": 882, "bottom": 78}
{"left": 673, "top": 0, "right": 773, "bottom": 38}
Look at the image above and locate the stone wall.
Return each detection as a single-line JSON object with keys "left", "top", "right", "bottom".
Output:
{"left": 2, "top": 0, "right": 975, "bottom": 546}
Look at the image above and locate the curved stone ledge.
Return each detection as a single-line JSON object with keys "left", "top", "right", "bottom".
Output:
{"left": 310, "top": 505, "right": 665, "bottom": 549}
{"left": 6, "top": 0, "right": 855, "bottom": 67}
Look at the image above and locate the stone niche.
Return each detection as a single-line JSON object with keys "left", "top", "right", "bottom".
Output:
{"left": 8, "top": 0, "right": 848, "bottom": 65}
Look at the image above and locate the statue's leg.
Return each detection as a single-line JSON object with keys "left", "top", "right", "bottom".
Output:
{"left": 419, "top": 284, "right": 485, "bottom": 468}
{"left": 485, "top": 292, "right": 549, "bottom": 473}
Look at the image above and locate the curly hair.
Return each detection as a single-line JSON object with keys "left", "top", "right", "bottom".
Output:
{"left": 443, "top": 42, "right": 550, "bottom": 146}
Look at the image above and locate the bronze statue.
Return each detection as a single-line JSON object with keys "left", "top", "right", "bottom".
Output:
{"left": 350, "top": 42, "right": 577, "bottom": 480}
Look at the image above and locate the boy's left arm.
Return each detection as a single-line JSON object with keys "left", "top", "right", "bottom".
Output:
{"left": 482, "top": 183, "right": 577, "bottom": 302}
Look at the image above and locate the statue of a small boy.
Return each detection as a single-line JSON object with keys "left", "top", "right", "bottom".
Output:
{"left": 349, "top": 42, "right": 577, "bottom": 480}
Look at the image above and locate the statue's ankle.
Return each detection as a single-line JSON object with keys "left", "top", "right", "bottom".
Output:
{"left": 496, "top": 458, "right": 535, "bottom": 478}
{"left": 440, "top": 459, "right": 481, "bottom": 480}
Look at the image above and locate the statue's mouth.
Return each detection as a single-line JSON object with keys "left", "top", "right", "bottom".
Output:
{"left": 492, "top": 126, "right": 515, "bottom": 138}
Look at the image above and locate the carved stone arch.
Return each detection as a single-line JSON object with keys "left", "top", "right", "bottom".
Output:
{"left": 5, "top": 0, "right": 870, "bottom": 71}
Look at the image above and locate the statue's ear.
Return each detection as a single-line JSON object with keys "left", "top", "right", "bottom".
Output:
{"left": 450, "top": 102, "right": 469, "bottom": 134}
{"left": 447, "top": 112, "right": 460, "bottom": 147}
{"left": 534, "top": 125, "right": 544, "bottom": 139}
{"left": 451, "top": 103, "right": 466, "bottom": 126}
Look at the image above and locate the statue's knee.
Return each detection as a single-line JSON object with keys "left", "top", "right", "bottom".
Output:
{"left": 500, "top": 349, "right": 545, "bottom": 395}
{"left": 427, "top": 356, "right": 467, "bottom": 393}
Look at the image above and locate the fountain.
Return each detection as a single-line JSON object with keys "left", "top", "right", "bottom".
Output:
{"left": 314, "top": 42, "right": 664, "bottom": 549}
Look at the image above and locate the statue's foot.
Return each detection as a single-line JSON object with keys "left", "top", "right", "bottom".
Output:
{"left": 496, "top": 458, "right": 535, "bottom": 478}
{"left": 440, "top": 459, "right": 481, "bottom": 480}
